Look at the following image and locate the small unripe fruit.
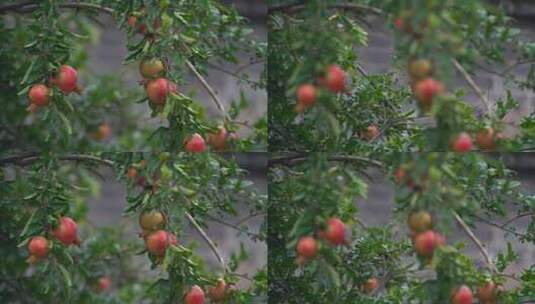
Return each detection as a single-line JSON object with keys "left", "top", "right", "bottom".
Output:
{"left": 476, "top": 128, "right": 496, "bottom": 151}
{"left": 476, "top": 281, "right": 498, "bottom": 303}
{"left": 394, "top": 167, "right": 407, "bottom": 184}
{"left": 363, "top": 125, "right": 380, "bottom": 141}
{"left": 414, "top": 230, "right": 444, "bottom": 257}
{"left": 207, "top": 126, "right": 228, "bottom": 151}
{"left": 139, "top": 210, "right": 166, "bottom": 231}
{"left": 452, "top": 132, "right": 473, "bottom": 153}
{"left": 323, "top": 218, "right": 346, "bottom": 246}
{"left": 53, "top": 216, "right": 80, "bottom": 246}
{"left": 28, "top": 84, "right": 50, "bottom": 106}
{"left": 207, "top": 279, "right": 227, "bottom": 302}
{"left": 296, "top": 236, "right": 318, "bottom": 259}
{"left": 185, "top": 285, "right": 205, "bottom": 304}
{"left": 98, "top": 276, "right": 112, "bottom": 291}
{"left": 56, "top": 65, "right": 78, "bottom": 94}
{"left": 146, "top": 78, "right": 170, "bottom": 104}
{"left": 296, "top": 84, "right": 317, "bottom": 107}
{"left": 96, "top": 123, "right": 112, "bottom": 141}
{"left": 28, "top": 236, "right": 48, "bottom": 258}
{"left": 408, "top": 59, "right": 432, "bottom": 80}
{"left": 325, "top": 65, "right": 346, "bottom": 93}
{"left": 127, "top": 16, "right": 137, "bottom": 28}
{"left": 414, "top": 78, "right": 445, "bottom": 108}
{"left": 127, "top": 167, "right": 138, "bottom": 179}
{"left": 363, "top": 278, "right": 378, "bottom": 294}
{"left": 139, "top": 58, "right": 165, "bottom": 79}
{"left": 451, "top": 285, "right": 473, "bottom": 304}
{"left": 185, "top": 133, "right": 206, "bottom": 153}
{"left": 145, "top": 230, "right": 171, "bottom": 256}
{"left": 408, "top": 211, "right": 432, "bottom": 233}
{"left": 394, "top": 17, "right": 405, "bottom": 30}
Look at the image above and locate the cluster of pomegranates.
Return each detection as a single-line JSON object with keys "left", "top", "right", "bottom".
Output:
{"left": 27, "top": 216, "right": 80, "bottom": 264}
{"left": 127, "top": 14, "right": 161, "bottom": 36}
{"left": 295, "top": 64, "right": 346, "bottom": 112}
{"left": 295, "top": 217, "right": 347, "bottom": 264}
{"left": 407, "top": 210, "right": 501, "bottom": 303}
{"left": 27, "top": 64, "right": 81, "bottom": 112}
{"left": 295, "top": 65, "right": 381, "bottom": 140}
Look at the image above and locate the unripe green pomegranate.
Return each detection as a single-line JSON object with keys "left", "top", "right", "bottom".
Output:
{"left": 139, "top": 58, "right": 165, "bottom": 79}
{"left": 139, "top": 210, "right": 166, "bottom": 231}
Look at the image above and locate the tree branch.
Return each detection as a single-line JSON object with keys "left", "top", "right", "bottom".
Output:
{"left": 268, "top": 2, "right": 383, "bottom": 15}
{"left": 0, "top": 1, "right": 114, "bottom": 15}
{"left": 269, "top": 153, "right": 383, "bottom": 168}
{"left": 453, "top": 211, "right": 498, "bottom": 273}
{"left": 185, "top": 211, "right": 230, "bottom": 273}
{"left": 451, "top": 58, "right": 492, "bottom": 113}
{"left": 185, "top": 60, "right": 231, "bottom": 120}
{"left": 0, "top": 153, "right": 114, "bottom": 167}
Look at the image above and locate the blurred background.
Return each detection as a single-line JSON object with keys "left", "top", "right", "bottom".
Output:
{"left": 356, "top": 0, "right": 535, "bottom": 137}
{"left": 82, "top": 0, "right": 266, "bottom": 142}
{"left": 85, "top": 152, "right": 266, "bottom": 288}
{"left": 358, "top": 153, "right": 535, "bottom": 289}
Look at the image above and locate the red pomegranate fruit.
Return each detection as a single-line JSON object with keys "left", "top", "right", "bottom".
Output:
{"left": 28, "top": 84, "right": 50, "bottom": 106}
{"left": 185, "top": 285, "right": 205, "bottom": 304}
{"left": 185, "top": 133, "right": 206, "bottom": 153}
{"left": 53, "top": 216, "right": 80, "bottom": 246}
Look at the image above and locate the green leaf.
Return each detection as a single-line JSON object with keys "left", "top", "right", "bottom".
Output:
{"left": 58, "top": 264, "right": 72, "bottom": 287}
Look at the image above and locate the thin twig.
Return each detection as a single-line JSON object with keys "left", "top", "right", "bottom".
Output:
{"left": 269, "top": 154, "right": 383, "bottom": 168}
{"left": 453, "top": 211, "right": 498, "bottom": 273}
{"left": 269, "top": 3, "right": 383, "bottom": 15}
{"left": 472, "top": 214, "right": 526, "bottom": 238}
{"left": 501, "top": 212, "right": 535, "bottom": 227}
{"left": 185, "top": 211, "right": 230, "bottom": 273}
{"left": 204, "top": 214, "right": 263, "bottom": 239}
{"left": 0, "top": 154, "right": 114, "bottom": 167}
{"left": 185, "top": 60, "right": 230, "bottom": 120}
{"left": 0, "top": 1, "right": 114, "bottom": 15}
{"left": 451, "top": 58, "right": 492, "bottom": 113}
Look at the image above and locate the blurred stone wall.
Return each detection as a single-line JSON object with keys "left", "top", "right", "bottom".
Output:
{"left": 86, "top": 153, "right": 267, "bottom": 288}
{"left": 86, "top": 1, "right": 266, "bottom": 138}
{"left": 358, "top": 5, "right": 535, "bottom": 137}
{"left": 359, "top": 153, "right": 535, "bottom": 288}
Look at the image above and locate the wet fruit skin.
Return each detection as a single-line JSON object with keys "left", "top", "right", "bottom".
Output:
{"left": 363, "top": 278, "right": 378, "bottom": 294}
{"left": 452, "top": 132, "right": 473, "bottom": 153}
{"left": 185, "top": 285, "right": 205, "bottom": 304}
{"left": 451, "top": 285, "right": 473, "bottom": 304}
{"left": 408, "top": 211, "right": 433, "bottom": 233}
{"left": 28, "top": 84, "right": 50, "bottom": 106}
{"left": 323, "top": 218, "right": 346, "bottom": 246}
{"left": 296, "top": 84, "right": 317, "bottom": 107}
{"left": 325, "top": 65, "right": 346, "bottom": 93}
{"left": 98, "top": 276, "right": 112, "bottom": 291}
{"left": 146, "top": 78, "right": 169, "bottom": 104}
{"left": 207, "top": 279, "right": 227, "bottom": 302}
{"left": 296, "top": 236, "right": 318, "bottom": 259}
{"left": 185, "top": 133, "right": 206, "bottom": 153}
{"left": 207, "top": 126, "right": 228, "bottom": 151}
{"left": 28, "top": 236, "right": 48, "bottom": 258}
{"left": 139, "top": 210, "right": 166, "bottom": 231}
{"left": 413, "top": 230, "right": 444, "bottom": 257}
{"left": 414, "top": 78, "right": 445, "bottom": 108}
{"left": 476, "top": 128, "right": 496, "bottom": 151}
{"left": 53, "top": 216, "right": 80, "bottom": 246}
{"left": 139, "top": 58, "right": 165, "bottom": 79}
{"left": 476, "top": 281, "right": 498, "bottom": 303}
